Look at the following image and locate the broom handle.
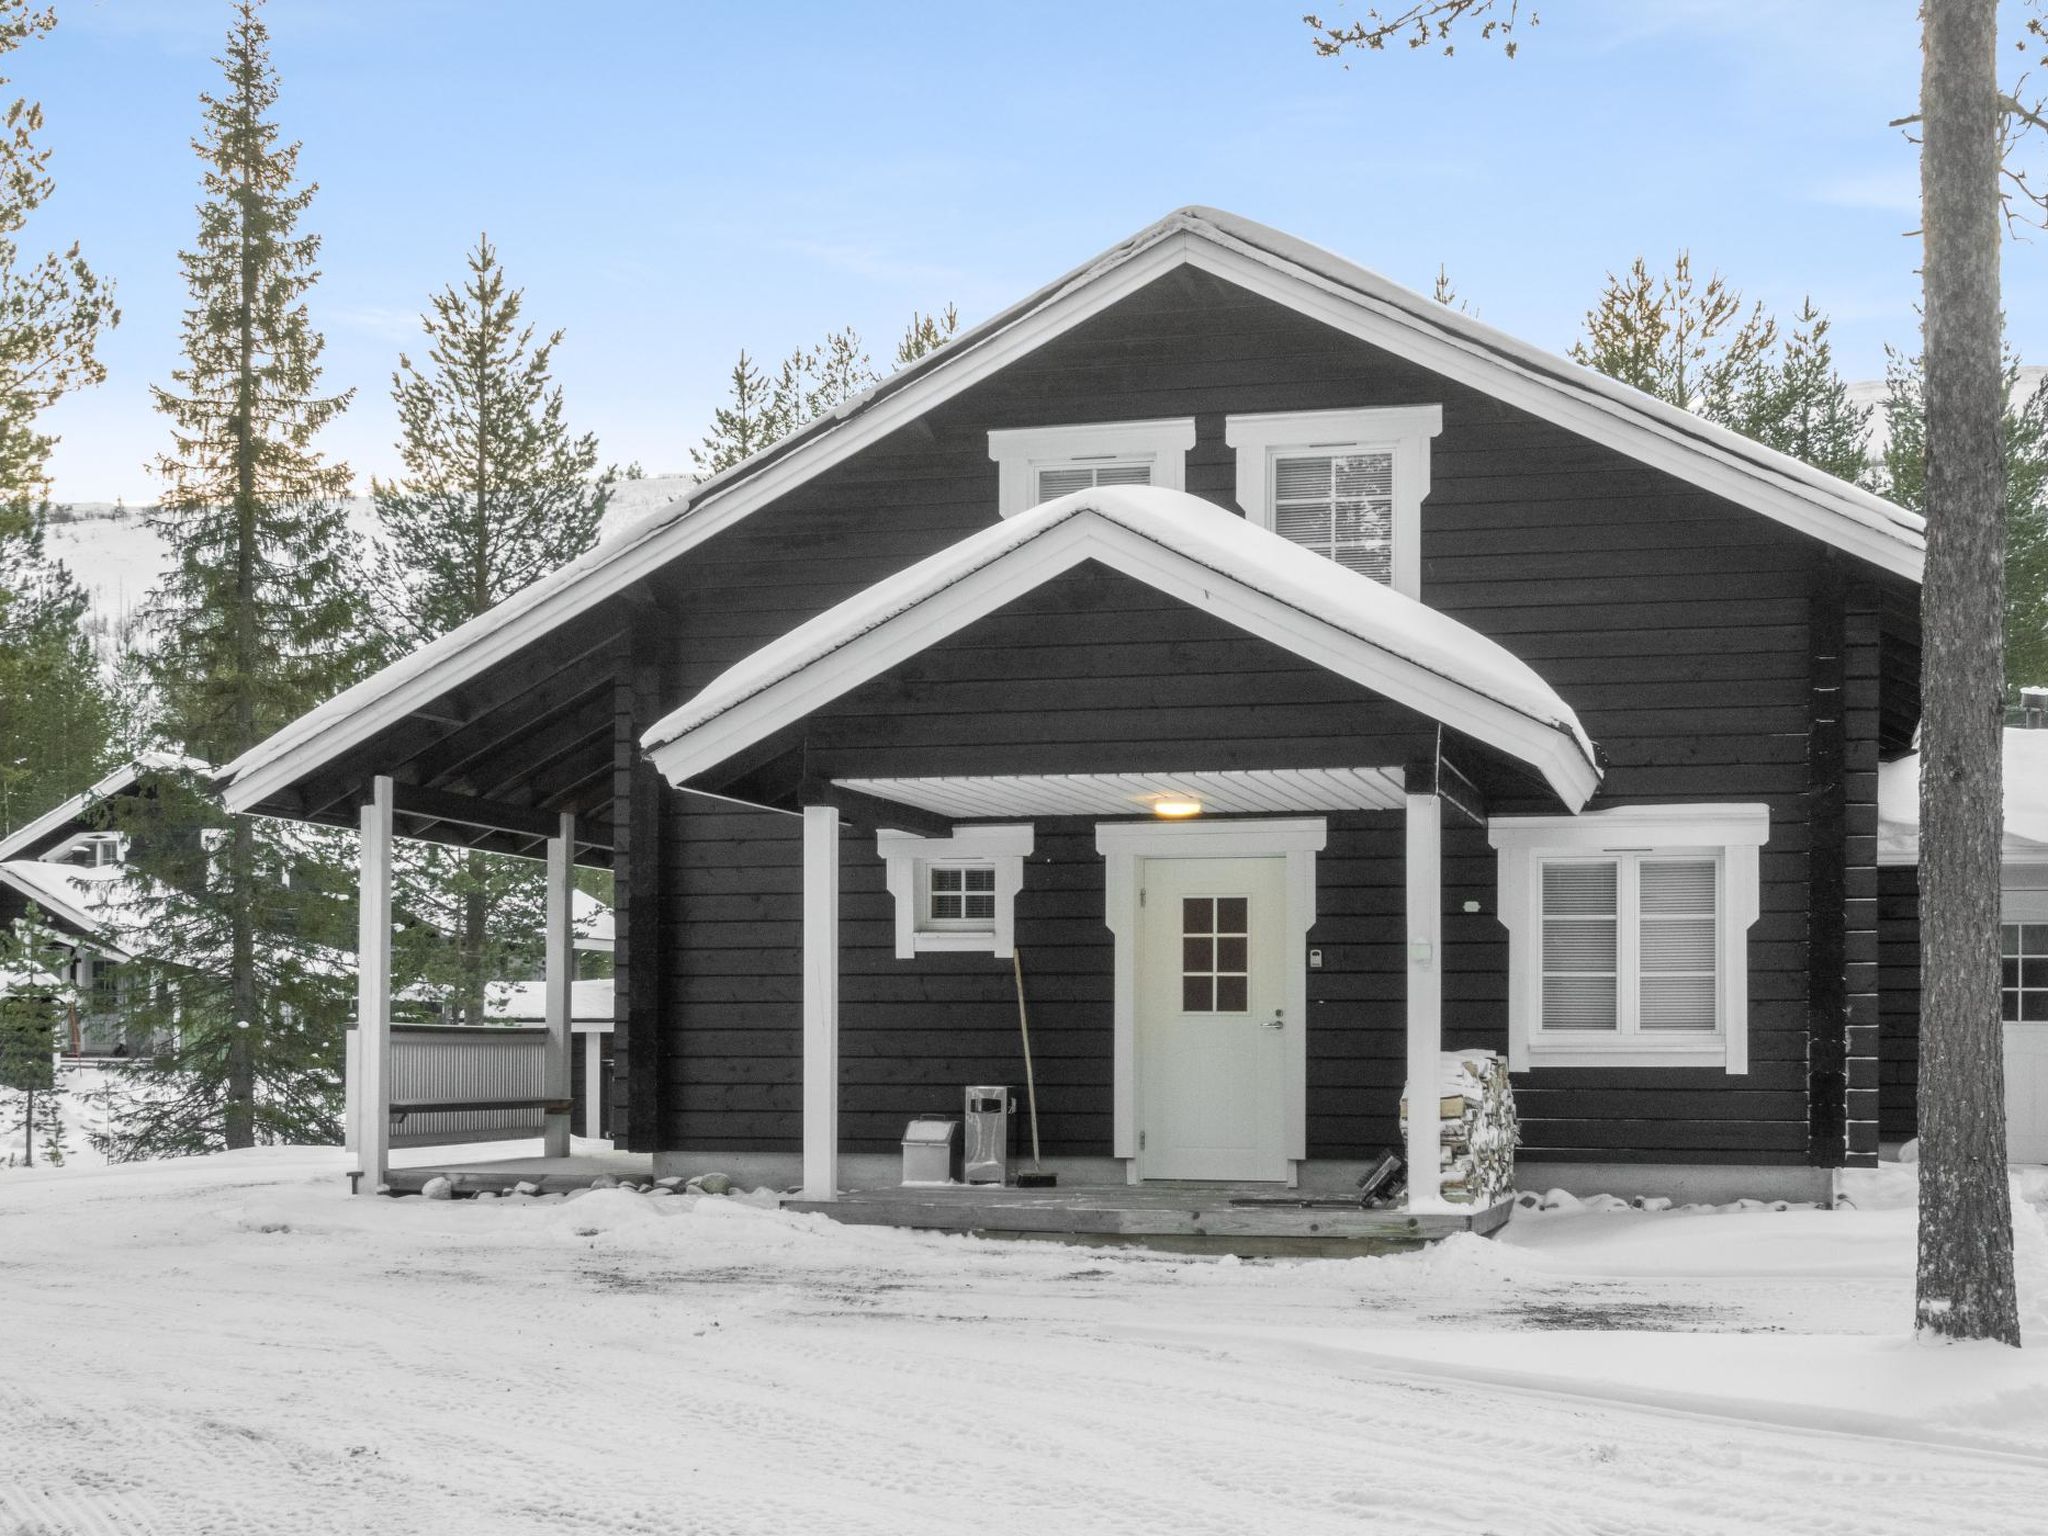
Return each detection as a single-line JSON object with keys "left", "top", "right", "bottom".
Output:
{"left": 1012, "top": 948, "right": 1043, "bottom": 1168}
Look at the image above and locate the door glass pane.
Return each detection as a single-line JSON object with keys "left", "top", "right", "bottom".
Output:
{"left": 1180, "top": 894, "right": 1250, "bottom": 1015}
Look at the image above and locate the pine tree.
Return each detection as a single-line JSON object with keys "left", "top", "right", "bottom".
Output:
{"left": 1571, "top": 253, "right": 1778, "bottom": 414}
{"left": 896, "top": 304, "right": 959, "bottom": 366}
{"left": 0, "top": 3, "right": 119, "bottom": 834}
{"left": 0, "top": 903, "right": 74, "bottom": 1168}
{"left": 371, "top": 232, "right": 612, "bottom": 1025}
{"left": 1878, "top": 349, "right": 2048, "bottom": 691}
{"left": 116, "top": 0, "right": 371, "bottom": 1156}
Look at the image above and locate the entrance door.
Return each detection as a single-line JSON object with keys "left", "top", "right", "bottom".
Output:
{"left": 1136, "top": 856, "right": 1290, "bottom": 1181}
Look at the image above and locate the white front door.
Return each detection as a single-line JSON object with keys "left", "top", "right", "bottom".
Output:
{"left": 1136, "top": 855, "right": 1290, "bottom": 1181}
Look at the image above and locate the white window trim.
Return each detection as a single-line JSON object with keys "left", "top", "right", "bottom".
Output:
{"left": 1096, "top": 817, "right": 1326, "bottom": 1178}
{"left": 1489, "top": 803, "right": 1769, "bottom": 1073}
{"left": 1224, "top": 405, "right": 1444, "bottom": 600}
{"left": 878, "top": 824, "right": 1032, "bottom": 958}
{"left": 988, "top": 418, "right": 1196, "bottom": 519}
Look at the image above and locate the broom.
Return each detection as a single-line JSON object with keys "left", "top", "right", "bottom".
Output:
{"left": 1011, "top": 947, "right": 1055, "bottom": 1188}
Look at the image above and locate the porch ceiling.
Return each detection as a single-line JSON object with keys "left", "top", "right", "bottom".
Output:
{"left": 836, "top": 766, "right": 1407, "bottom": 820}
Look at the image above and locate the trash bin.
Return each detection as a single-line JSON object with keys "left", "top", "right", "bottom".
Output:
{"left": 963, "top": 1085, "right": 1013, "bottom": 1185}
{"left": 901, "top": 1119, "right": 959, "bottom": 1185}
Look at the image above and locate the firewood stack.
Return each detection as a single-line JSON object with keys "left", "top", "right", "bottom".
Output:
{"left": 1400, "top": 1048, "right": 1519, "bottom": 1207}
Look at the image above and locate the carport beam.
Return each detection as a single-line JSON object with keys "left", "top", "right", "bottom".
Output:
{"left": 544, "top": 811, "right": 575, "bottom": 1158}
{"left": 355, "top": 775, "right": 394, "bottom": 1195}
{"left": 1405, "top": 790, "right": 1445, "bottom": 1210}
{"left": 803, "top": 803, "right": 840, "bottom": 1200}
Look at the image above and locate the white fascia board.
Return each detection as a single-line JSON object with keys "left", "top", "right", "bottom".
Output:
{"left": 648, "top": 513, "right": 1599, "bottom": 809}
{"left": 1183, "top": 238, "right": 1924, "bottom": 584}
{"left": 220, "top": 234, "right": 1201, "bottom": 819}
{"left": 1489, "top": 802, "right": 1773, "bottom": 851}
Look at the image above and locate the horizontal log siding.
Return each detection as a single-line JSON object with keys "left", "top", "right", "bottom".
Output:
{"left": 1877, "top": 864, "right": 1922, "bottom": 1141}
{"left": 634, "top": 266, "right": 1863, "bottom": 1164}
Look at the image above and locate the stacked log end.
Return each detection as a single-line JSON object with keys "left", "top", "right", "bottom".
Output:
{"left": 1399, "top": 1048, "right": 1519, "bottom": 1207}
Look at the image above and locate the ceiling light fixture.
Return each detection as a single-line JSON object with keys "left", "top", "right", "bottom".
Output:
{"left": 1152, "top": 797, "right": 1202, "bottom": 819}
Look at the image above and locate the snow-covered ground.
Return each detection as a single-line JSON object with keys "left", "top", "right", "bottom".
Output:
{"left": 7, "top": 1152, "right": 2048, "bottom": 1533}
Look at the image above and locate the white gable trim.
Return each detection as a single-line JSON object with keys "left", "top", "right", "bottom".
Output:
{"left": 223, "top": 210, "right": 1918, "bottom": 818}
{"left": 644, "top": 502, "right": 1600, "bottom": 809}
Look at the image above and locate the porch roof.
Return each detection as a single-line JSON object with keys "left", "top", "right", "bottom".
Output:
{"left": 643, "top": 485, "right": 1602, "bottom": 811}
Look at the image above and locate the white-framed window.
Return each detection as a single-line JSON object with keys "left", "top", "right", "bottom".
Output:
{"left": 877, "top": 824, "right": 1033, "bottom": 958}
{"left": 1489, "top": 804, "right": 1770, "bottom": 1071}
{"left": 2006, "top": 888, "right": 2048, "bottom": 1025}
{"left": 1224, "top": 405, "right": 1444, "bottom": 599}
{"left": 988, "top": 418, "right": 1197, "bottom": 519}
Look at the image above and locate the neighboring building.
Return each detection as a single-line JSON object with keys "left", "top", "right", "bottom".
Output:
{"left": 0, "top": 757, "right": 203, "bottom": 1059}
{"left": 1876, "top": 724, "right": 2048, "bottom": 1161}
{"left": 223, "top": 208, "right": 1928, "bottom": 1207}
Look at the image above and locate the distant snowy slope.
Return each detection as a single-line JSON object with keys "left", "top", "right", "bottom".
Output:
{"left": 44, "top": 473, "right": 695, "bottom": 635}
{"left": 1851, "top": 363, "right": 2047, "bottom": 468}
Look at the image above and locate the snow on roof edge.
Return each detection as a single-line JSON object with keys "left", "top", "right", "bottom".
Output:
{"left": 0, "top": 754, "right": 212, "bottom": 863}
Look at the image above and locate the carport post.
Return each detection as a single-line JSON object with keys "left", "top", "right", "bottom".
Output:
{"left": 1405, "top": 789, "right": 1445, "bottom": 1210}
{"left": 356, "top": 775, "right": 394, "bottom": 1195}
{"left": 802, "top": 803, "right": 840, "bottom": 1201}
{"left": 543, "top": 811, "right": 575, "bottom": 1158}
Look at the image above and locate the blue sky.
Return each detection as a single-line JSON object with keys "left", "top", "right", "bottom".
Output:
{"left": 26, "top": 0, "right": 2040, "bottom": 505}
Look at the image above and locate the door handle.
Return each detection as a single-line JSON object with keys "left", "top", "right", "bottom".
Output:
{"left": 1265, "top": 1008, "right": 1285, "bottom": 1030}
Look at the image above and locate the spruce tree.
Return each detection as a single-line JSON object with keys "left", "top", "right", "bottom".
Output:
{"left": 0, "top": 3, "right": 119, "bottom": 833}
{"left": 1878, "top": 348, "right": 2048, "bottom": 690}
{"left": 1708, "top": 300, "right": 1872, "bottom": 485}
{"left": 116, "top": 0, "right": 371, "bottom": 1156}
{"left": 695, "top": 309, "right": 956, "bottom": 473}
{"left": 371, "top": 233, "right": 613, "bottom": 1025}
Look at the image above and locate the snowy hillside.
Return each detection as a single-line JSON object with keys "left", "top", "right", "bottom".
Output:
{"left": 44, "top": 473, "right": 696, "bottom": 636}
{"left": 1850, "top": 362, "right": 2048, "bottom": 468}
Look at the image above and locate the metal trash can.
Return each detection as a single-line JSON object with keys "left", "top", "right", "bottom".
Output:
{"left": 901, "top": 1119, "right": 959, "bottom": 1185}
{"left": 963, "top": 1085, "right": 1013, "bottom": 1185}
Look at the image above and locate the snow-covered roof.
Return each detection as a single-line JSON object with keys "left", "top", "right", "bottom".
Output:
{"left": 643, "top": 485, "right": 1603, "bottom": 809}
{"left": 0, "top": 754, "right": 212, "bottom": 863}
{"left": 0, "top": 861, "right": 140, "bottom": 959}
{"left": 482, "top": 976, "right": 613, "bottom": 1025}
{"left": 1877, "top": 729, "right": 2048, "bottom": 867}
{"left": 221, "top": 207, "right": 1916, "bottom": 822}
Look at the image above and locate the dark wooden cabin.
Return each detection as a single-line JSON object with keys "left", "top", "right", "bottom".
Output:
{"left": 223, "top": 208, "right": 1926, "bottom": 1207}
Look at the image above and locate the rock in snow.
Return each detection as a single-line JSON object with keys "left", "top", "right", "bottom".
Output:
{"left": 421, "top": 1176, "right": 454, "bottom": 1201}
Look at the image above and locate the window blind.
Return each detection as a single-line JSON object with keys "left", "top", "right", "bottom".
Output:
{"left": 1271, "top": 450, "right": 1395, "bottom": 583}
{"left": 1035, "top": 461, "right": 1151, "bottom": 503}
{"left": 1541, "top": 861, "right": 1619, "bottom": 1031}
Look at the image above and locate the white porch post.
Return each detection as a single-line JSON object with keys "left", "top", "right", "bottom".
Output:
{"left": 543, "top": 811, "right": 575, "bottom": 1158}
{"left": 802, "top": 804, "right": 840, "bottom": 1201}
{"left": 1405, "top": 789, "right": 1445, "bottom": 1209}
{"left": 355, "top": 775, "right": 394, "bottom": 1195}
{"left": 583, "top": 1030, "right": 604, "bottom": 1141}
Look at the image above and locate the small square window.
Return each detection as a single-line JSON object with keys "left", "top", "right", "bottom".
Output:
{"left": 2003, "top": 922, "right": 2048, "bottom": 1025}
{"left": 1180, "top": 894, "right": 1250, "bottom": 1015}
{"left": 927, "top": 863, "right": 997, "bottom": 928}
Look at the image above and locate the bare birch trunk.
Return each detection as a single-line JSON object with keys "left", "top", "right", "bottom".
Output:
{"left": 1914, "top": 0, "right": 2019, "bottom": 1346}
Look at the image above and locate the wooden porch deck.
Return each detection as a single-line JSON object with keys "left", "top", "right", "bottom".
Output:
{"left": 784, "top": 1184, "right": 1513, "bottom": 1256}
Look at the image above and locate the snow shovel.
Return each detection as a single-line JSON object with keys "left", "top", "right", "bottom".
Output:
{"left": 1010, "top": 948, "right": 1055, "bottom": 1188}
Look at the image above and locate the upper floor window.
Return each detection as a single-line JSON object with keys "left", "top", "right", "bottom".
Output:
{"left": 1224, "top": 405, "right": 1443, "bottom": 599}
{"left": 988, "top": 418, "right": 1196, "bottom": 519}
